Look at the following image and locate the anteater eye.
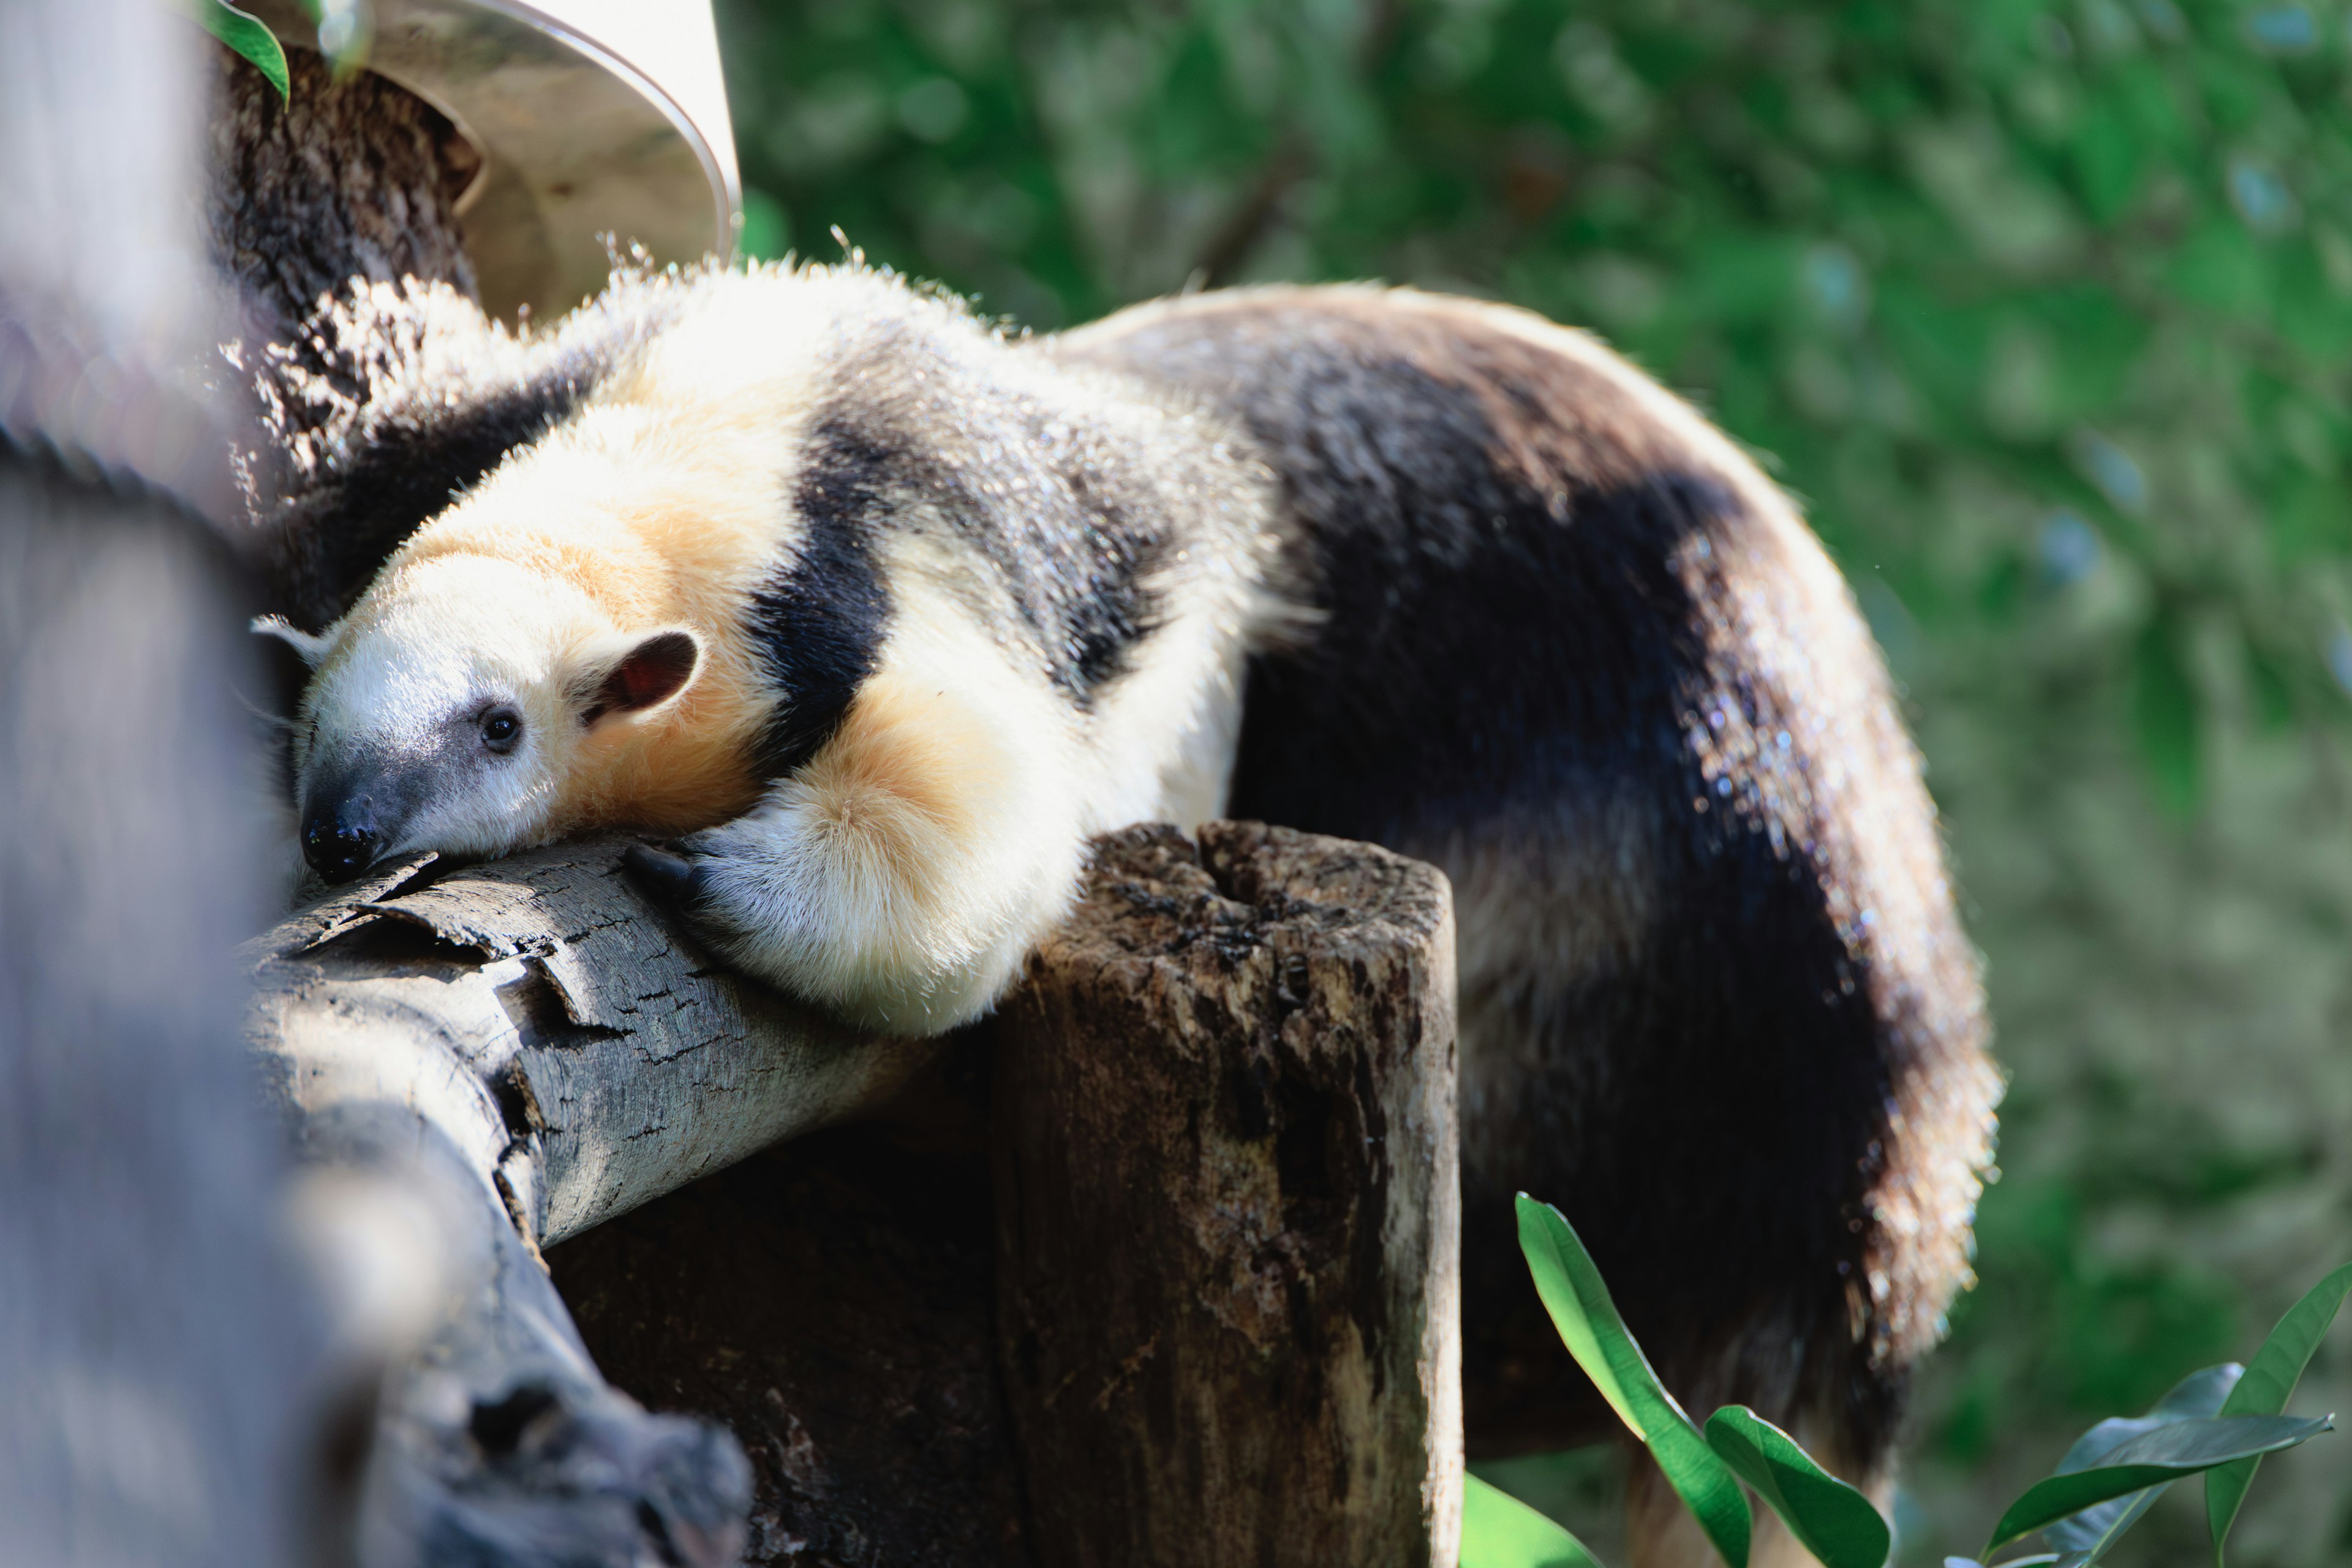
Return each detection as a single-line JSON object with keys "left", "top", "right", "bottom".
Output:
{"left": 481, "top": 705, "right": 523, "bottom": 753}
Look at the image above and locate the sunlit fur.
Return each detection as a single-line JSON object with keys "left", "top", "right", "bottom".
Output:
{"left": 682, "top": 570, "right": 1091, "bottom": 1031}
{"left": 289, "top": 263, "right": 1280, "bottom": 1032}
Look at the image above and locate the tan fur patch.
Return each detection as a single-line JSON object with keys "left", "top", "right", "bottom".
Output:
{"left": 789, "top": 671, "right": 988, "bottom": 910}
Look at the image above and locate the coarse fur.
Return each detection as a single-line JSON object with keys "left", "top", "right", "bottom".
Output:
{"left": 257, "top": 262, "right": 1999, "bottom": 1551}
{"left": 270, "top": 265, "right": 1281, "bottom": 1031}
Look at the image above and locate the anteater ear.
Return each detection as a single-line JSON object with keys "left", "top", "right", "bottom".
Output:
{"left": 581, "top": 629, "right": 703, "bottom": 726}
{"left": 251, "top": 614, "right": 333, "bottom": 668}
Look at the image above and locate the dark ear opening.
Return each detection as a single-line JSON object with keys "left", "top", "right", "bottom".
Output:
{"left": 581, "top": 630, "right": 701, "bottom": 726}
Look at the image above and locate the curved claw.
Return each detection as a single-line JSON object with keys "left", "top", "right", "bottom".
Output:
{"left": 621, "top": 843, "right": 703, "bottom": 905}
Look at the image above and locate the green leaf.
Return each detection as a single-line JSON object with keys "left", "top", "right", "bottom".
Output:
{"left": 1985, "top": 1415, "right": 2332, "bottom": 1554}
{"left": 1462, "top": 1474, "right": 1607, "bottom": 1568}
{"left": 2041, "top": 1365, "right": 2242, "bottom": 1566}
{"left": 1703, "top": 1406, "right": 1890, "bottom": 1568}
{"left": 741, "top": 188, "right": 793, "bottom": 263}
{"left": 2207, "top": 1262, "right": 2352, "bottom": 1562}
{"left": 178, "top": 0, "right": 288, "bottom": 100}
{"left": 1515, "top": 1195, "right": 1751, "bottom": 1568}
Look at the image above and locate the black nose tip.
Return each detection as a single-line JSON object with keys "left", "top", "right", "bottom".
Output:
{"left": 302, "top": 806, "right": 381, "bottom": 883}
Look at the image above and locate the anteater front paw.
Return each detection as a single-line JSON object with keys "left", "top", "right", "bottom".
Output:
{"left": 620, "top": 841, "right": 739, "bottom": 960}
{"left": 621, "top": 841, "right": 703, "bottom": 903}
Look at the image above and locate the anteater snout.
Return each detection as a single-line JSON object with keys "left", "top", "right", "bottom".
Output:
{"left": 302, "top": 798, "right": 383, "bottom": 883}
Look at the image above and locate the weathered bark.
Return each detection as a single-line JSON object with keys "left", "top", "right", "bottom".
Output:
{"left": 246, "top": 842, "right": 935, "bottom": 1254}
{"left": 993, "top": 821, "right": 1464, "bottom": 1568}
{"left": 208, "top": 42, "right": 481, "bottom": 424}
{"left": 543, "top": 823, "right": 1471, "bottom": 1568}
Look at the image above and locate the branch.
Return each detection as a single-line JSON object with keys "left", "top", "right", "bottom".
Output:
{"left": 244, "top": 839, "right": 935, "bottom": 1562}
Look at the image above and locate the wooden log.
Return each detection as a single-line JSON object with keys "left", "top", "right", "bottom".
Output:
{"left": 992, "top": 821, "right": 1464, "bottom": 1568}
{"left": 243, "top": 840, "right": 938, "bottom": 1562}
{"left": 246, "top": 839, "right": 935, "bottom": 1251}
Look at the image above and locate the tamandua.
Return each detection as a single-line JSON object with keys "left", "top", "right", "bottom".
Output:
{"left": 257, "top": 263, "right": 1998, "bottom": 1562}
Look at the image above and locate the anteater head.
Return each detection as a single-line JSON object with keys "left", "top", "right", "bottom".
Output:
{"left": 265, "top": 554, "right": 704, "bottom": 884}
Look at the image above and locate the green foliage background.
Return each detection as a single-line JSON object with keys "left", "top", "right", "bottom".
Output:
{"left": 712, "top": 1, "right": 2352, "bottom": 1560}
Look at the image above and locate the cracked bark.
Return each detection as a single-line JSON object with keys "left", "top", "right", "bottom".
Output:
{"left": 244, "top": 840, "right": 939, "bottom": 1564}
{"left": 246, "top": 841, "right": 932, "bottom": 1257}
{"left": 207, "top": 42, "right": 481, "bottom": 429}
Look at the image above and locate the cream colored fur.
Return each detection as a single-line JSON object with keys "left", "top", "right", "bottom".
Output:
{"left": 681, "top": 516, "right": 1267, "bottom": 1033}
{"left": 292, "top": 263, "right": 1275, "bottom": 1034}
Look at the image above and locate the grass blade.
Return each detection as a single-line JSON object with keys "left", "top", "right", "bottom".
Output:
{"left": 1462, "top": 1474, "right": 1607, "bottom": 1568}
{"left": 2041, "top": 1365, "right": 2241, "bottom": 1566}
{"left": 2207, "top": 1262, "right": 2352, "bottom": 1564}
{"left": 176, "top": 1, "right": 289, "bottom": 100}
{"left": 1986, "top": 1415, "right": 2332, "bottom": 1555}
{"left": 1702, "top": 1406, "right": 1889, "bottom": 1568}
{"left": 1515, "top": 1195, "right": 1751, "bottom": 1568}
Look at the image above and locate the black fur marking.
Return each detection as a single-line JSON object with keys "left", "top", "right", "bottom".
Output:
{"left": 936, "top": 431, "right": 1170, "bottom": 701}
{"left": 1227, "top": 437, "right": 1900, "bottom": 1446}
{"left": 1063, "top": 293, "right": 1990, "bottom": 1469}
{"left": 268, "top": 371, "right": 597, "bottom": 631}
{"left": 820, "top": 320, "right": 1172, "bottom": 705}
{"left": 1053, "top": 473, "right": 1167, "bottom": 693}
{"left": 746, "top": 417, "right": 893, "bottom": 778}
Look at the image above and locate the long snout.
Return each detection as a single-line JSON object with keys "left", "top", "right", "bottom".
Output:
{"left": 301, "top": 794, "right": 386, "bottom": 883}
{"left": 300, "top": 755, "right": 427, "bottom": 884}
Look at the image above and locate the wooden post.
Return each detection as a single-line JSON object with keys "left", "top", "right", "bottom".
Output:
{"left": 992, "top": 821, "right": 1464, "bottom": 1568}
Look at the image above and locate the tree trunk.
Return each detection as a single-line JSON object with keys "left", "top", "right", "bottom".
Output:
{"left": 206, "top": 42, "right": 481, "bottom": 424}
{"left": 993, "top": 821, "right": 1464, "bottom": 1568}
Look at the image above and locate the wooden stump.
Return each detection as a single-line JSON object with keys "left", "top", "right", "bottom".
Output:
{"left": 992, "top": 821, "right": 1464, "bottom": 1568}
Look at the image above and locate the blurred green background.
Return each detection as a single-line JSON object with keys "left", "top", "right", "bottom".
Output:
{"left": 710, "top": 0, "right": 2352, "bottom": 1560}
